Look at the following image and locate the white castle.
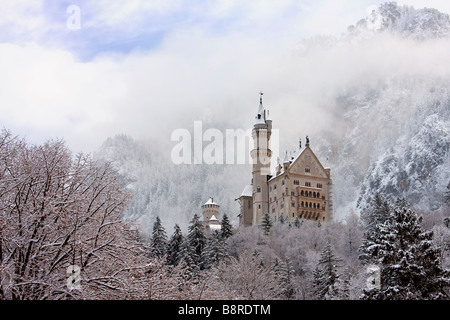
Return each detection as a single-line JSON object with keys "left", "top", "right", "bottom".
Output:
{"left": 237, "top": 94, "right": 333, "bottom": 226}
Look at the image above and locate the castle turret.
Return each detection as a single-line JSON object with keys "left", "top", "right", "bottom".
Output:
{"left": 201, "top": 197, "right": 221, "bottom": 234}
{"left": 250, "top": 93, "right": 272, "bottom": 225}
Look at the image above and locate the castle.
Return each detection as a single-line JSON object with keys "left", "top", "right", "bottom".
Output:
{"left": 238, "top": 94, "right": 333, "bottom": 226}
{"left": 201, "top": 197, "right": 222, "bottom": 235}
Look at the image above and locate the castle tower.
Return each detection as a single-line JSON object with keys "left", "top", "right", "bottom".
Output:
{"left": 250, "top": 93, "right": 272, "bottom": 225}
{"left": 202, "top": 197, "right": 219, "bottom": 225}
{"left": 201, "top": 197, "right": 221, "bottom": 235}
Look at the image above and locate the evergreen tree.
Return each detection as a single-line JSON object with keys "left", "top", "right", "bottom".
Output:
{"left": 273, "top": 257, "right": 296, "bottom": 300}
{"left": 202, "top": 230, "right": 229, "bottom": 269}
{"left": 395, "top": 196, "right": 410, "bottom": 210}
{"left": 187, "top": 213, "right": 206, "bottom": 267}
{"left": 278, "top": 214, "right": 286, "bottom": 224}
{"left": 220, "top": 213, "right": 233, "bottom": 239}
{"left": 445, "top": 180, "right": 450, "bottom": 206}
{"left": 359, "top": 193, "right": 392, "bottom": 264}
{"left": 166, "top": 224, "right": 183, "bottom": 266}
{"left": 260, "top": 212, "right": 273, "bottom": 235}
{"left": 151, "top": 216, "right": 167, "bottom": 258}
{"left": 177, "top": 239, "right": 200, "bottom": 281}
{"left": 293, "top": 216, "right": 301, "bottom": 228}
{"left": 312, "top": 242, "right": 343, "bottom": 300}
{"left": 362, "top": 207, "right": 450, "bottom": 300}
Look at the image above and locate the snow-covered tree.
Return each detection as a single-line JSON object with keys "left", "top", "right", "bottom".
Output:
{"left": 186, "top": 213, "right": 206, "bottom": 267}
{"left": 216, "top": 251, "right": 283, "bottom": 300}
{"left": 293, "top": 217, "right": 301, "bottom": 228}
{"left": 177, "top": 240, "right": 200, "bottom": 281}
{"left": 220, "top": 213, "right": 233, "bottom": 240}
{"left": 362, "top": 207, "right": 450, "bottom": 300}
{"left": 0, "top": 130, "right": 151, "bottom": 299}
{"left": 359, "top": 193, "right": 392, "bottom": 264}
{"left": 272, "top": 257, "right": 296, "bottom": 300}
{"left": 201, "top": 230, "right": 228, "bottom": 269}
{"left": 166, "top": 224, "right": 183, "bottom": 266}
{"left": 312, "top": 242, "right": 343, "bottom": 300}
{"left": 445, "top": 180, "right": 450, "bottom": 206}
{"left": 151, "top": 216, "right": 167, "bottom": 258}
{"left": 260, "top": 212, "right": 273, "bottom": 235}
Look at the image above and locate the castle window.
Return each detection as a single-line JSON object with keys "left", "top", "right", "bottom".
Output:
{"left": 282, "top": 180, "right": 285, "bottom": 186}
{"left": 274, "top": 184, "right": 277, "bottom": 190}
{"left": 291, "top": 191, "right": 295, "bottom": 196}
{"left": 294, "top": 180, "right": 300, "bottom": 185}
{"left": 300, "top": 190, "right": 304, "bottom": 197}
{"left": 317, "top": 183, "right": 323, "bottom": 188}
{"left": 313, "top": 192, "right": 316, "bottom": 198}
{"left": 317, "top": 192, "right": 320, "bottom": 198}
{"left": 292, "top": 212, "right": 295, "bottom": 217}
{"left": 309, "top": 191, "right": 312, "bottom": 197}
{"left": 305, "top": 167, "right": 310, "bottom": 173}
{"left": 257, "top": 186, "right": 261, "bottom": 193}
{"left": 291, "top": 201, "right": 295, "bottom": 207}
{"left": 305, "top": 182, "right": 311, "bottom": 187}
{"left": 258, "top": 204, "right": 261, "bottom": 209}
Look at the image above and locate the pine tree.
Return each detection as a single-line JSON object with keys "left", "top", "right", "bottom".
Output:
{"left": 187, "top": 213, "right": 206, "bottom": 267}
{"left": 151, "top": 216, "right": 168, "bottom": 258}
{"left": 202, "top": 230, "right": 229, "bottom": 269}
{"left": 445, "top": 180, "right": 450, "bottom": 206}
{"left": 220, "top": 213, "right": 233, "bottom": 239}
{"left": 312, "top": 242, "right": 343, "bottom": 300}
{"left": 293, "top": 216, "right": 301, "bottom": 228}
{"left": 273, "top": 257, "right": 296, "bottom": 300}
{"left": 359, "top": 193, "right": 392, "bottom": 264}
{"left": 362, "top": 207, "right": 450, "bottom": 300}
{"left": 166, "top": 224, "right": 183, "bottom": 266}
{"left": 260, "top": 212, "right": 273, "bottom": 235}
{"left": 177, "top": 240, "right": 200, "bottom": 281}
{"left": 278, "top": 214, "right": 286, "bottom": 224}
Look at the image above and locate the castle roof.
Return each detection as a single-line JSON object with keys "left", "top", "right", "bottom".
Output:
{"left": 240, "top": 185, "right": 253, "bottom": 198}
{"left": 203, "top": 197, "right": 219, "bottom": 207}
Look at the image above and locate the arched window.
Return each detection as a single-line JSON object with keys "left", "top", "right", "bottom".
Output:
{"left": 257, "top": 186, "right": 261, "bottom": 193}
{"left": 317, "top": 192, "right": 320, "bottom": 198}
{"left": 309, "top": 191, "right": 312, "bottom": 197}
{"left": 313, "top": 192, "right": 316, "bottom": 198}
{"left": 301, "top": 190, "right": 304, "bottom": 196}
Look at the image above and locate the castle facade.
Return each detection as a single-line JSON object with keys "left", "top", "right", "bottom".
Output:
{"left": 238, "top": 94, "right": 333, "bottom": 226}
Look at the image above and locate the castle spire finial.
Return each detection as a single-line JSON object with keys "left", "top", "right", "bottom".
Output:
{"left": 259, "top": 91, "right": 263, "bottom": 104}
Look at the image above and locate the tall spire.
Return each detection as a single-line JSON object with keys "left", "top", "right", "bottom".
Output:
{"left": 255, "top": 91, "right": 265, "bottom": 123}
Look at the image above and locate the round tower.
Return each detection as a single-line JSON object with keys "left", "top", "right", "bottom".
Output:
{"left": 250, "top": 93, "right": 272, "bottom": 226}
{"left": 201, "top": 197, "right": 220, "bottom": 227}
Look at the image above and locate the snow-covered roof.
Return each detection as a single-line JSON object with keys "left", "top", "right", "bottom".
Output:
{"left": 203, "top": 197, "right": 218, "bottom": 206}
{"left": 209, "top": 215, "right": 218, "bottom": 221}
{"left": 254, "top": 116, "right": 266, "bottom": 125}
{"left": 240, "top": 185, "right": 253, "bottom": 197}
{"left": 209, "top": 224, "right": 221, "bottom": 230}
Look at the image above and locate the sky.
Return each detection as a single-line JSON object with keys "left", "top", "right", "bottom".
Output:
{"left": 1, "top": 0, "right": 450, "bottom": 153}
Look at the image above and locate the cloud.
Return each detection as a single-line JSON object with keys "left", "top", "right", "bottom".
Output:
{"left": 1, "top": 0, "right": 450, "bottom": 155}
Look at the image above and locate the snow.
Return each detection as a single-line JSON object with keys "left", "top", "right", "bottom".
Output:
{"left": 240, "top": 185, "right": 253, "bottom": 197}
{"left": 209, "top": 224, "right": 221, "bottom": 230}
